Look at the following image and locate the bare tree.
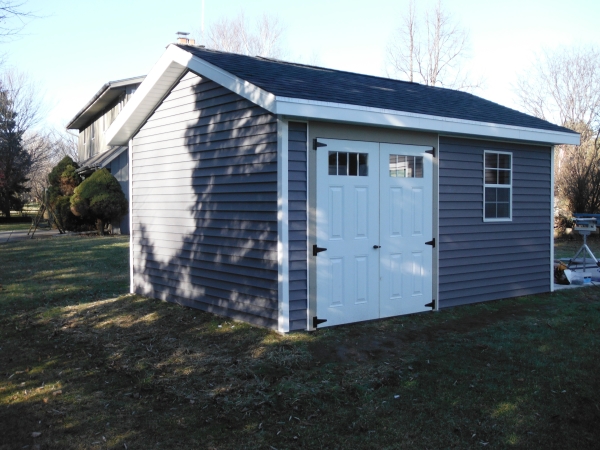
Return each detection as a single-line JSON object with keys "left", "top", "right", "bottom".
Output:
{"left": 1, "top": 69, "right": 44, "bottom": 133}
{"left": 515, "top": 46, "right": 600, "bottom": 139}
{"left": 516, "top": 46, "right": 600, "bottom": 214}
{"left": 24, "top": 129, "right": 78, "bottom": 202}
{"left": 386, "top": 0, "right": 478, "bottom": 91}
{"left": 201, "top": 11, "right": 286, "bottom": 59}
{"left": 0, "top": 1, "right": 35, "bottom": 41}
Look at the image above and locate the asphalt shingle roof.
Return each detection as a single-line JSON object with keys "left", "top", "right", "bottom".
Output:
{"left": 179, "top": 44, "right": 576, "bottom": 135}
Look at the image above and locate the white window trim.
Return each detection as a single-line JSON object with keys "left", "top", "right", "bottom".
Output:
{"left": 483, "top": 150, "right": 513, "bottom": 222}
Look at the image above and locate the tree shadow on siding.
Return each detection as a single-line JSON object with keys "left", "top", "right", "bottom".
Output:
{"left": 133, "top": 72, "right": 279, "bottom": 328}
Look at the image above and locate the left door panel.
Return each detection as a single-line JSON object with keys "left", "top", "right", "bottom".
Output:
{"left": 316, "top": 139, "right": 380, "bottom": 327}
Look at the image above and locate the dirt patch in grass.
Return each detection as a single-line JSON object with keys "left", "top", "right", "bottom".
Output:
{"left": 309, "top": 302, "right": 533, "bottom": 364}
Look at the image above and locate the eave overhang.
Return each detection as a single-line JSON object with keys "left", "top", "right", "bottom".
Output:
{"left": 67, "top": 76, "right": 146, "bottom": 131}
{"left": 106, "top": 45, "right": 580, "bottom": 147}
{"left": 75, "top": 145, "right": 128, "bottom": 176}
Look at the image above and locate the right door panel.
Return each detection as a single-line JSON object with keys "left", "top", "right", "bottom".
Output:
{"left": 379, "top": 144, "right": 433, "bottom": 317}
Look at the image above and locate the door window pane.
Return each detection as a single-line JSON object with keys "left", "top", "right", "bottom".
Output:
{"left": 338, "top": 152, "right": 347, "bottom": 176}
{"left": 389, "top": 155, "right": 423, "bottom": 178}
{"left": 328, "top": 152, "right": 337, "bottom": 175}
{"left": 328, "top": 151, "right": 368, "bottom": 176}
{"left": 349, "top": 152, "right": 358, "bottom": 176}
{"left": 359, "top": 153, "right": 368, "bottom": 176}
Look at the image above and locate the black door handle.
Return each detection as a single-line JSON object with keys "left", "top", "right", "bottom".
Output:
{"left": 373, "top": 245, "right": 381, "bottom": 249}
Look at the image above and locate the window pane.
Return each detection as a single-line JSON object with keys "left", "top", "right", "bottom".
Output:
{"left": 498, "top": 170, "right": 511, "bottom": 185}
{"left": 485, "top": 153, "right": 498, "bottom": 168}
{"left": 389, "top": 154, "right": 424, "bottom": 177}
{"left": 485, "top": 187, "right": 496, "bottom": 202}
{"left": 498, "top": 154, "right": 511, "bottom": 169}
{"left": 485, "top": 203, "right": 496, "bottom": 218}
{"left": 359, "top": 153, "right": 368, "bottom": 176}
{"left": 497, "top": 203, "right": 510, "bottom": 218}
{"left": 415, "top": 157, "right": 423, "bottom": 178}
{"left": 349, "top": 152, "right": 358, "bottom": 176}
{"left": 338, "top": 152, "right": 347, "bottom": 176}
{"left": 497, "top": 187, "right": 510, "bottom": 202}
{"left": 485, "top": 169, "right": 497, "bottom": 184}
{"left": 400, "top": 156, "right": 408, "bottom": 177}
{"left": 328, "top": 152, "right": 337, "bottom": 175}
{"left": 407, "top": 156, "right": 415, "bottom": 177}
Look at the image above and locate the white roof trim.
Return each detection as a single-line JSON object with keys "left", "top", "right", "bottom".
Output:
{"left": 273, "top": 97, "right": 580, "bottom": 145}
{"left": 107, "top": 45, "right": 580, "bottom": 147}
{"left": 106, "top": 45, "right": 190, "bottom": 145}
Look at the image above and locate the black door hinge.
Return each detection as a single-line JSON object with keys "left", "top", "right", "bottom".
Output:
{"left": 313, "top": 317, "right": 327, "bottom": 328}
{"left": 425, "top": 238, "right": 435, "bottom": 248}
{"left": 313, "top": 139, "right": 327, "bottom": 150}
{"left": 425, "top": 299, "right": 436, "bottom": 309}
{"left": 313, "top": 244, "right": 327, "bottom": 256}
{"left": 425, "top": 148, "right": 436, "bottom": 157}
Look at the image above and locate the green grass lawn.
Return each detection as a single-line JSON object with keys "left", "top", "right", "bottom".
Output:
{"left": 1, "top": 236, "right": 600, "bottom": 449}
{"left": 0, "top": 222, "right": 33, "bottom": 232}
{"left": 555, "top": 235, "right": 600, "bottom": 260}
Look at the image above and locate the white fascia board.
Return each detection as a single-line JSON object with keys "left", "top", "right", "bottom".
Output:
{"left": 274, "top": 97, "right": 580, "bottom": 146}
{"left": 185, "top": 52, "right": 277, "bottom": 111}
{"left": 106, "top": 45, "right": 277, "bottom": 146}
{"left": 106, "top": 46, "right": 189, "bottom": 146}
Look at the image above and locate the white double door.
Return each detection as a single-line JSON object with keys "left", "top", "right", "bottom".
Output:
{"left": 316, "top": 139, "right": 433, "bottom": 327}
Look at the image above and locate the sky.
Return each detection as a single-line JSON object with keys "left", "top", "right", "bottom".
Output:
{"left": 4, "top": 0, "right": 600, "bottom": 131}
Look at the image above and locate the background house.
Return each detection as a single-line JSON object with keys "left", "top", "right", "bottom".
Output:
{"left": 66, "top": 75, "right": 145, "bottom": 234}
{"left": 104, "top": 44, "right": 579, "bottom": 332}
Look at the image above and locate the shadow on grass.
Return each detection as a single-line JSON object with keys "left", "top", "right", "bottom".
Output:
{"left": 3, "top": 283, "right": 600, "bottom": 448}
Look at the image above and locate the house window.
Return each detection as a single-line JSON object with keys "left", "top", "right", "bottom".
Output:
{"left": 328, "top": 151, "right": 368, "bottom": 176}
{"left": 484, "top": 151, "right": 512, "bottom": 220}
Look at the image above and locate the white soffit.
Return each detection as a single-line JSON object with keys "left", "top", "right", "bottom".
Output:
{"left": 107, "top": 45, "right": 580, "bottom": 147}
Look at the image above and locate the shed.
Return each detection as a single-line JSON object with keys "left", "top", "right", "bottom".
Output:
{"left": 105, "top": 44, "right": 580, "bottom": 332}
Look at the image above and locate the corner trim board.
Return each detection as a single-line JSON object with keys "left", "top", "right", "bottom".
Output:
{"left": 128, "top": 138, "right": 134, "bottom": 294}
{"left": 277, "top": 119, "right": 290, "bottom": 333}
{"left": 550, "top": 145, "right": 555, "bottom": 292}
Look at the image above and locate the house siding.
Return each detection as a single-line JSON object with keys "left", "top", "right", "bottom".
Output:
{"left": 438, "top": 136, "right": 552, "bottom": 307}
{"left": 131, "top": 70, "right": 279, "bottom": 329}
{"left": 288, "top": 122, "right": 308, "bottom": 331}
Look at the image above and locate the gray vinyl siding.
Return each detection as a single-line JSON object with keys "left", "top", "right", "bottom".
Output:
{"left": 131, "top": 70, "right": 279, "bottom": 329}
{"left": 109, "top": 151, "right": 129, "bottom": 234}
{"left": 438, "top": 136, "right": 552, "bottom": 307}
{"left": 288, "top": 122, "right": 308, "bottom": 331}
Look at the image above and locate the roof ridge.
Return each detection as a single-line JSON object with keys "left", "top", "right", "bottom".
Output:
{"left": 178, "top": 43, "right": 446, "bottom": 90}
